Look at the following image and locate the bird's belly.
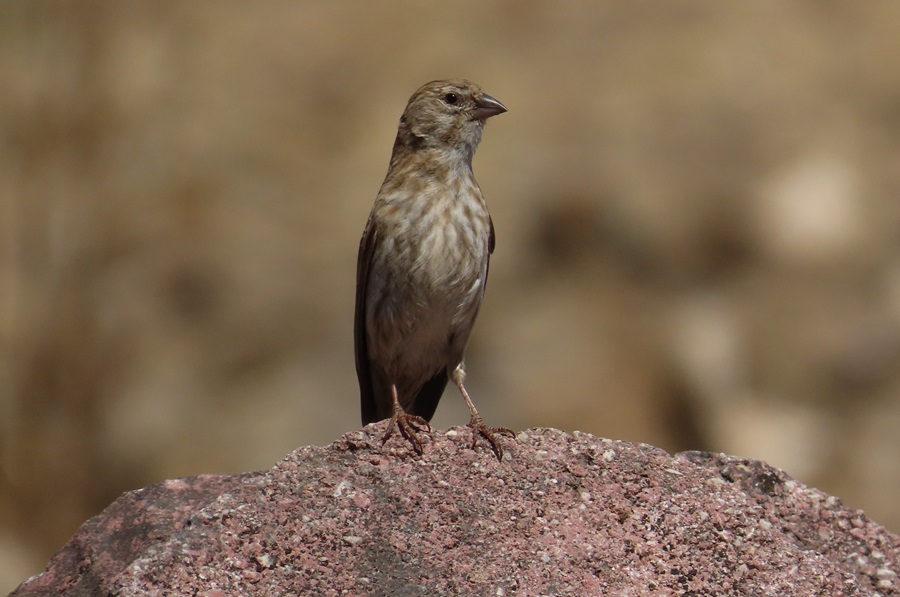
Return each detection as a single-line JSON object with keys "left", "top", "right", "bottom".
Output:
{"left": 368, "top": 257, "right": 485, "bottom": 378}
{"left": 397, "top": 306, "right": 462, "bottom": 371}
{"left": 394, "top": 270, "right": 482, "bottom": 350}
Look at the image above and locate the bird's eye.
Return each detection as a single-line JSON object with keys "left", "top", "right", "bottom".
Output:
{"left": 443, "top": 92, "right": 459, "bottom": 105}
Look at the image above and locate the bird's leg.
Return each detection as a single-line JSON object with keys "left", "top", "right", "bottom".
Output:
{"left": 382, "top": 384, "right": 431, "bottom": 454}
{"left": 451, "top": 364, "right": 515, "bottom": 460}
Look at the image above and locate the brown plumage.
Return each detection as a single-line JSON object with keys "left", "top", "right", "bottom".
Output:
{"left": 354, "top": 79, "right": 512, "bottom": 459}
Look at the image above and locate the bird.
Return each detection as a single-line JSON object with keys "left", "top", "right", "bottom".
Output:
{"left": 354, "top": 79, "right": 512, "bottom": 459}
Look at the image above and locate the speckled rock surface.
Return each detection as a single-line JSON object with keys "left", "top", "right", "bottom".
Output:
{"left": 13, "top": 426, "right": 899, "bottom": 596}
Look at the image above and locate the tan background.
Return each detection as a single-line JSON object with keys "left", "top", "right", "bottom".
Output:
{"left": 3, "top": 2, "right": 900, "bottom": 591}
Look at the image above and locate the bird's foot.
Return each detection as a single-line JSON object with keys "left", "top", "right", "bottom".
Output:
{"left": 467, "top": 415, "right": 515, "bottom": 461}
{"left": 382, "top": 411, "right": 431, "bottom": 455}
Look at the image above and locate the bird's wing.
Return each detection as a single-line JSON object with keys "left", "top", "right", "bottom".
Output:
{"left": 484, "top": 214, "right": 495, "bottom": 292}
{"left": 355, "top": 216, "right": 379, "bottom": 425}
{"left": 489, "top": 214, "right": 495, "bottom": 255}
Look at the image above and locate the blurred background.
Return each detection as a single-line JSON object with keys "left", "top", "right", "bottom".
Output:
{"left": 3, "top": 1, "right": 900, "bottom": 590}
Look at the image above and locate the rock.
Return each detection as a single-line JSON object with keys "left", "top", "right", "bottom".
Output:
{"left": 12, "top": 426, "right": 899, "bottom": 596}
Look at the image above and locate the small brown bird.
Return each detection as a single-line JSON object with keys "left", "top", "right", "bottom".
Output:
{"left": 355, "top": 79, "right": 512, "bottom": 459}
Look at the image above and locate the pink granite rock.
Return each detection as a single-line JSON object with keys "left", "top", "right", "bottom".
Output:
{"left": 12, "top": 426, "right": 899, "bottom": 595}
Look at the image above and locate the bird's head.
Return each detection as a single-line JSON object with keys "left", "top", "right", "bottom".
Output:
{"left": 395, "top": 79, "right": 507, "bottom": 163}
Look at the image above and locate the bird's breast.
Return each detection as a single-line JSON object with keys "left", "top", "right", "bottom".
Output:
{"left": 413, "top": 181, "right": 490, "bottom": 295}
{"left": 374, "top": 173, "right": 491, "bottom": 318}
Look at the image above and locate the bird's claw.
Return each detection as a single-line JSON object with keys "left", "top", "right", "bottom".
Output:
{"left": 467, "top": 416, "right": 515, "bottom": 461}
{"left": 382, "top": 412, "right": 431, "bottom": 455}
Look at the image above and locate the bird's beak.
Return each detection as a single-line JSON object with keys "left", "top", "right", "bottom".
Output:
{"left": 471, "top": 93, "right": 507, "bottom": 121}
